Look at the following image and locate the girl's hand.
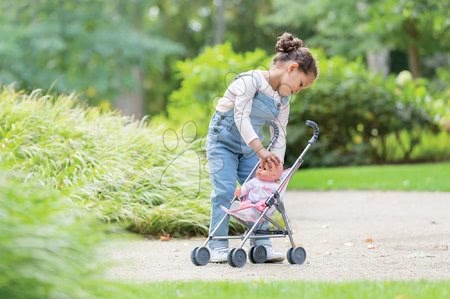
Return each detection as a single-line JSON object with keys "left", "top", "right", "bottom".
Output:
{"left": 248, "top": 138, "right": 280, "bottom": 169}
{"left": 234, "top": 188, "right": 241, "bottom": 197}
{"left": 256, "top": 148, "right": 280, "bottom": 169}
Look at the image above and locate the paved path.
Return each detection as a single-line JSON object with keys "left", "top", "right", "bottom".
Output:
{"left": 104, "top": 191, "right": 450, "bottom": 281}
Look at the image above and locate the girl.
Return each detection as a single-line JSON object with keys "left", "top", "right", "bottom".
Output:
{"left": 206, "top": 32, "right": 318, "bottom": 263}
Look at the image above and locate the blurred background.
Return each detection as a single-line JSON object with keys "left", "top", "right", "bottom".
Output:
{"left": 0, "top": 0, "right": 449, "bottom": 166}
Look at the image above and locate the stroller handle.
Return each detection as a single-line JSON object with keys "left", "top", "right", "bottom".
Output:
{"left": 305, "top": 120, "right": 319, "bottom": 144}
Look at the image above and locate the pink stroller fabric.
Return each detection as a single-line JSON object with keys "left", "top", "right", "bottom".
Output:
{"left": 221, "top": 169, "right": 292, "bottom": 223}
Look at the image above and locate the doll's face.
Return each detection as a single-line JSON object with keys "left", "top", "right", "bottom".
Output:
{"left": 256, "top": 163, "right": 283, "bottom": 182}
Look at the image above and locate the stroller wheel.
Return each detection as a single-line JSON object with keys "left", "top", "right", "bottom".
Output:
{"left": 228, "top": 248, "right": 247, "bottom": 268}
{"left": 191, "top": 247, "right": 210, "bottom": 266}
{"left": 249, "top": 245, "right": 267, "bottom": 264}
{"left": 287, "top": 246, "right": 306, "bottom": 265}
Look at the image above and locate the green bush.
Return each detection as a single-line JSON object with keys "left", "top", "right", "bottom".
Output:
{"left": 0, "top": 87, "right": 223, "bottom": 236}
{"left": 164, "top": 42, "right": 271, "bottom": 136}
{"left": 428, "top": 67, "right": 450, "bottom": 127}
{"left": 167, "top": 44, "right": 447, "bottom": 166}
{"left": 289, "top": 50, "right": 443, "bottom": 166}
{"left": 0, "top": 172, "right": 103, "bottom": 299}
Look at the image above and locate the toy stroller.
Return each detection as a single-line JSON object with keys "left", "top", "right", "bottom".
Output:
{"left": 191, "top": 120, "right": 319, "bottom": 267}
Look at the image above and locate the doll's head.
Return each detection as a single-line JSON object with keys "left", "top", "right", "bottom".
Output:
{"left": 256, "top": 163, "right": 283, "bottom": 182}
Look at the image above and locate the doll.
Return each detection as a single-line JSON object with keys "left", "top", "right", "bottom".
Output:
{"left": 223, "top": 163, "right": 284, "bottom": 223}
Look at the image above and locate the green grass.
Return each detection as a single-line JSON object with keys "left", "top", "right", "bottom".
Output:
{"left": 0, "top": 172, "right": 106, "bottom": 299}
{"left": 91, "top": 280, "right": 449, "bottom": 299}
{"left": 0, "top": 87, "right": 215, "bottom": 237}
{"left": 289, "top": 162, "right": 450, "bottom": 191}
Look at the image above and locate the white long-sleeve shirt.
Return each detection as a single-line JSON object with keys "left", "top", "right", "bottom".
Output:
{"left": 215, "top": 70, "right": 289, "bottom": 161}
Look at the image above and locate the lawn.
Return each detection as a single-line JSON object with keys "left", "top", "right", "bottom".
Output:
{"left": 93, "top": 280, "right": 449, "bottom": 299}
{"left": 288, "top": 162, "right": 450, "bottom": 191}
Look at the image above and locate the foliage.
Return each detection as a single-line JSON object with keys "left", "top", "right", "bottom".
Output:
{"left": 0, "top": 0, "right": 277, "bottom": 117}
{"left": 0, "top": 0, "right": 183, "bottom": 107}
{"left": 0, "top": 173, "right": 104, "bottom": 299}
{"left": 266, "top": 0, "right": 450, "bottom": 76}
{"left": 148, "top": 0, "right": 274, "bottom": 56}
{"left": 167, "top": 44, "right": 446, "bottom": 166}
{"left": 0, "top": 87, "right": 233, "bottom": 237}
{"left": 288, "top": 162, "right": 450, "bottom": 191}
{"left": 166, "top": 43, "right": 271, "bottom": 135}
{"left": 427, "top": 67, "right": 450, "bottom": 124}
{"left": 221, "top": 0, "right": 275, "bottom": 53}
{"left": 266, "top": 0, "right": 371, "bottom": 58}
{"left": 288, "top": 49, "right": 446, "bottom": 166}
{"left": 367, "top": 0, "right": 450, "bottom": 54}
{"left": 1, "top": 0, "right": 448, "bottom": 118}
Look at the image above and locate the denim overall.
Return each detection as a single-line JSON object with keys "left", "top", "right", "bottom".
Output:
{"left": 206, "top": 74, "right": 289, "bottom": 249}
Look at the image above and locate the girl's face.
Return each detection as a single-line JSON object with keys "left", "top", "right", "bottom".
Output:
{"left": 277, "top": 62, "right": 316, "bottom": 96}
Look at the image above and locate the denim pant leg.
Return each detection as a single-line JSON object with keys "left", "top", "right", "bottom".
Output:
{"left": 207, "top": 144, "right": 239, "bottom": 249}
{"left": 236, "top": 153, "right": 272, "bottom": 247}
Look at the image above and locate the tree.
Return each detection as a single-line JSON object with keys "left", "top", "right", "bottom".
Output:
{"left": 0, "top": 0, "right": 182, "bottom": 116}
{"left": 265, "top": 0, "right": 450, "bottom": 78}
{"left": 265, "top": 0, "right": 371, "bottom": 58}
{"left": 265, "top": 0, "right": 392, "bottom": 75}
{"left": 136, "top": 0, "right": 275, "bottom": 116}
{"left": 367, "top": 0, "right": 450, "bottom": 78}
{"left": 0, "top": 0, "right": 284, "bottom": 117}
{"left": 167, "top": 43, "right": 270, "bottom": 135}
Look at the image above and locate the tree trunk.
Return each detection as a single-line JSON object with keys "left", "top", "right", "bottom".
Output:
{"left": 114, "top": 2, "right": 146, "bottom": 118}
{"left": 114, "top": 67, "right": 145, "bottom": 118}
{"left": 407, "top": 45, "right": 420, "bottom": 79}
{"left": 366, "top": 48, "right": 390, "bottom": 77}
{"left": 404, "top": 18, "right": 421, "bottom": 78}
{"left": 213, "top": 0, "right": 225, "bottom": 45}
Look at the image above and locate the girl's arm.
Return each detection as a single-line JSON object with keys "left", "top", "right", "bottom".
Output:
{"left": 227, "top": 73, "right": 281, "bottom": 168}
{"left": 229, "top": 74, "right": 260, "bottom": 146}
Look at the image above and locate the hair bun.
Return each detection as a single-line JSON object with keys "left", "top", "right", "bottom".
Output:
{"left": 275, "top": 32, "right": 304, "bottom": 53}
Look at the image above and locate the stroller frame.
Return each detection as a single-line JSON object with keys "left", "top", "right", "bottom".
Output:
{"left": 191, "top": 120, "right": 319, "bottom": 267}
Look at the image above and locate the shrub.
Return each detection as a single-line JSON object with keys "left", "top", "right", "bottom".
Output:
{"left": 0, "top": 87, "right": 224, "bottom": 236}
{"left": 0, "top": 172, "right": 103, "bottom": 299}
{"left": 166, "top": 42, "right": 271, "bottom": 136}
{"left": 167, "top": 44, "right": 446, "bottom": 166}
{"left": 288, "top": 51, "right": 442, "bottom": 166}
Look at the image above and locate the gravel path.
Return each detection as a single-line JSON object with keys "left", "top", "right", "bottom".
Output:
{"left": 105, "top": 191, "right": 450, "bottom": 281}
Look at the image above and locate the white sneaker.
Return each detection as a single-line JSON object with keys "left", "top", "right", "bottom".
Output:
{"left": 264, "top": 246, "right": 285, "bottom": 263}
{"left": 209, "top": 247, "right": 229, "bottom": 263}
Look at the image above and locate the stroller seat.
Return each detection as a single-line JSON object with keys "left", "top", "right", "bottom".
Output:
{"left": 220, "top": 168, "right": 291, "bottom": 223}
{"left": 221, "top": 199, "right": 273, "bottom": 223}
